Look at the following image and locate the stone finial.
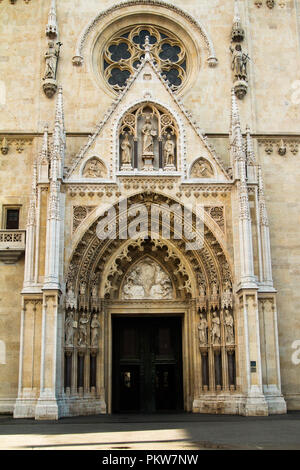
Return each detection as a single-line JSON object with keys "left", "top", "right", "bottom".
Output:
{"left": 46, "top": 0, "right": 58, "bottom": 40}
{"left": 232, "top": 0, "right": 245, "bottom": 42}
{"left": 144, "top": 36, "right": 153, "bottom": 61}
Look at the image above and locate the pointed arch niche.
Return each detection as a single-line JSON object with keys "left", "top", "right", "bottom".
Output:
{"left": 118, "top": 102, "right": 179, "bottom": 172}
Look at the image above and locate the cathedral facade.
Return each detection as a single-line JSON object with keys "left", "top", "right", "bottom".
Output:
{"left": 0, "top": 0, "right": 299, "bottom": 420}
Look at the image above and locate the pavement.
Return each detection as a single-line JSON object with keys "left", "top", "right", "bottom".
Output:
{"left": 0, "top": 412, "right": 300, "bottom": 450}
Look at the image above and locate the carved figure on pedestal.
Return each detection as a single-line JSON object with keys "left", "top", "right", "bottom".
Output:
{"left": 224, "top": 309, "right": 235, "bottom": 345}
{"left": 78, "top": 312, "right": 90, "bottom": 346}
{"left": 142, "top": 115, "right": 156, "bottom": 155}
{"left": 65, "top": 311, "right": 74, "bottom": 347}
{"left": 91, "top": 314, "right": 101, "bottom": 348}
{"left": 44, "top": 41, "right": 60, "bottom": 80}
{"left": 164, "top": 134, "right": 175, "bottom": 168}
{"left": 121, "top": 133, "right": 132, "bottom": 165}
{"left": 66, "top": 285, "right": 77, "bottom": 310}
{"left": 230, "top": 44, "right": 249, "bottom": 82}
{"left": 211, "top": 311, "right": 221, "bottom": 345}
{"left": 198, "top": 313, "right": 208, "bottom": 346}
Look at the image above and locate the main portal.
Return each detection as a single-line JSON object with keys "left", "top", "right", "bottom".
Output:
{"left": 112, "top": 316, "right": 184, "bottom": 413}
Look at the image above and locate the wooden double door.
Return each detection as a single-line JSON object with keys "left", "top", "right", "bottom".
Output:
{"left": 112, "top": 316, "right": 184, "bottom": 413}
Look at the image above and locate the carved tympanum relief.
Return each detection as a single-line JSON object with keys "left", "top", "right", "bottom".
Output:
{"left": 119, "top": 103, "right": 177, "bottom": 171}
{"left": 122, "top": 257, "right": 173, "bottom": 299}
{"left": 83, "top": 158, "right": 107, "bottom": 178}
{"left": 190, "top": 158, "right": 214, "bottom": 178}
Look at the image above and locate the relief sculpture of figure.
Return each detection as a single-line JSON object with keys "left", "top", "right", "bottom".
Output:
{"left": 90, "top": 314, "right": 101, "bottom": 348}
{"left": 198, "top": 313, "right": 208, "bottom": 346}
{"left": 142, "top": 115, "right": 156, "bottom": 155}
{"left": 44, "top": 41, "right": 61, "bottom": 80}
{"left": 65, "top": 311, "right": 74, "bottom": 347}
{"left": 83, "top": 159, "right": 104, "bottom": 178}
{"left": 164, "top": 134, "right": 175, "bottom": 167}
{"left": 78, "top": 312, "right": 90, "bottom": 347}
{"left": 224, "top": 309, "right": 235, "bottom": 345}
{"left": 121, "top": 133, "right": 132, "bottom": 165}
{"left": 211, "top": 311, "right": 221, "bottom": 344}
{"left": 230, "top": 44, "right": 249, "bottom": 82}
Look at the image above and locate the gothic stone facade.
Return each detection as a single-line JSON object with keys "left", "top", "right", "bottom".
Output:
{"left": 0, "top": 0, "right": 299, "bottom": 419}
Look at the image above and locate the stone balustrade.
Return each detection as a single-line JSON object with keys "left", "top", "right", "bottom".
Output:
{"left": 0, "top": 230, "right": 26, "bottom": 264}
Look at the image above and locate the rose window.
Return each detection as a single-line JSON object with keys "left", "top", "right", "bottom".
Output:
{"left": 103, "top": 25, "right": 187, "bottom": 92}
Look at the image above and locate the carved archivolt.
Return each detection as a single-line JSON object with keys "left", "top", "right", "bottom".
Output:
{"left": 66, "top": 192, "right": 233, "bottom": 306}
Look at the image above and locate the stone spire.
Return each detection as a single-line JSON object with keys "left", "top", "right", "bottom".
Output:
{"left": 245, "top": 125, "right": 256, "bottom": 165}
{"left": 51, "top": 86, "right": 65, "bottom": 181}
{"left": 230, "top": 88, "right": 245, "bottom": 178}
{"left": 258, "top": 166, "right": 269, "bottom": 227}
{"left": 27, "top": 159, "right": 37, "bottom": 227}
{"left": 232, "top": 0, "right": 245, "bottom": 43}
{"left": 46, "top": 0, "right": 58, "bottom": 40}
{"left": 41, "top": 124, "right": 49, "bottom": 161}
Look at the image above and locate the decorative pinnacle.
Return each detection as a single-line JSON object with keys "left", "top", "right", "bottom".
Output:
{"left": 246, "top": 125, "right": 256, "bottom": 163}
{"left": 46, "top": 0, "right": 58, "bottom": 40}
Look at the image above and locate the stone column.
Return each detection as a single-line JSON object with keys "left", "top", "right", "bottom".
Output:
{"left": 238, "top": 291, "right": 268, "bottom": 416}
{"left": 35, "top": 292, "right": 62, "bottom": 420}
{"left": 14, "top": 298, "right": 43, "bottom": 418}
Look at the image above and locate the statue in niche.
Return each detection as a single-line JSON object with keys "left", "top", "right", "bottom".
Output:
{"left": 83, "top": 158, "right": 105, "bottom": 178}
{"left": 65, "top": 311, "right": 75, "bottom": 347}
{"left": 224, "top": 309, "right": 235, "bottom": 345}
{"left": 121, "top": 132, "right": 132, "bottom": 165}
{"left": 198, "top": 313, "right": 208, "bottom": 346}
{"left": 164, "top": 133, "right": 175, "bottom": 168}
{"left": 211, "top": 311, "right": 221, "bottom": 344}
{"left": 66, "top": 285, "right": 77, "bottom": 310}
{"left": 122, "top": 257, "right": 172, "bottom": 300}
{"left": 142, "top": 115, "right": 156, "bottom": 155}
{"left": 230, "top": 44, "right": 249, "bottom": 82}
{"left": 222, "top": 281, "right": 233, "bottom": 309}
{"left": 91, "top": 284, "right": 98, "bottom": 298}
{"left": 90, "top": 314, "right": 101, "bottom": 348}
{"left": 191, "top": 159, "right": 213, "bottom": 178}
{"left": 79, "top": 281, "right": 86, "bottom": 295}
{"left": 44, "top": 40, "right": 61, "bottom": 80}
{"left": 78, "top": 312, "right": 90, "bottom": 347}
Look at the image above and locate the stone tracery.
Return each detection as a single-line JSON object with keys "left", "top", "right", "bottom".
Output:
{"left": 104, "top": 25, "right": 187, "bottom": 92}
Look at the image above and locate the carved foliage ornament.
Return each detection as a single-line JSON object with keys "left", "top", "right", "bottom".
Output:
{"left": 103, "top": 25, "right": 187, "bottom": 92}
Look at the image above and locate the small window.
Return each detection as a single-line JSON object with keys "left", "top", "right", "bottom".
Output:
{"left": 5, "top": 209, "right": 20, "bottom": 229}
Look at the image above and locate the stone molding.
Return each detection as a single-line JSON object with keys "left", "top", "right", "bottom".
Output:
{"left": 72, "top": 0, "right": 218, "bottom": 68}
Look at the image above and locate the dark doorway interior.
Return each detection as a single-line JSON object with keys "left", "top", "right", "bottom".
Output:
{"left": 112, "top": 316, "right": 184, "bottom": 413}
